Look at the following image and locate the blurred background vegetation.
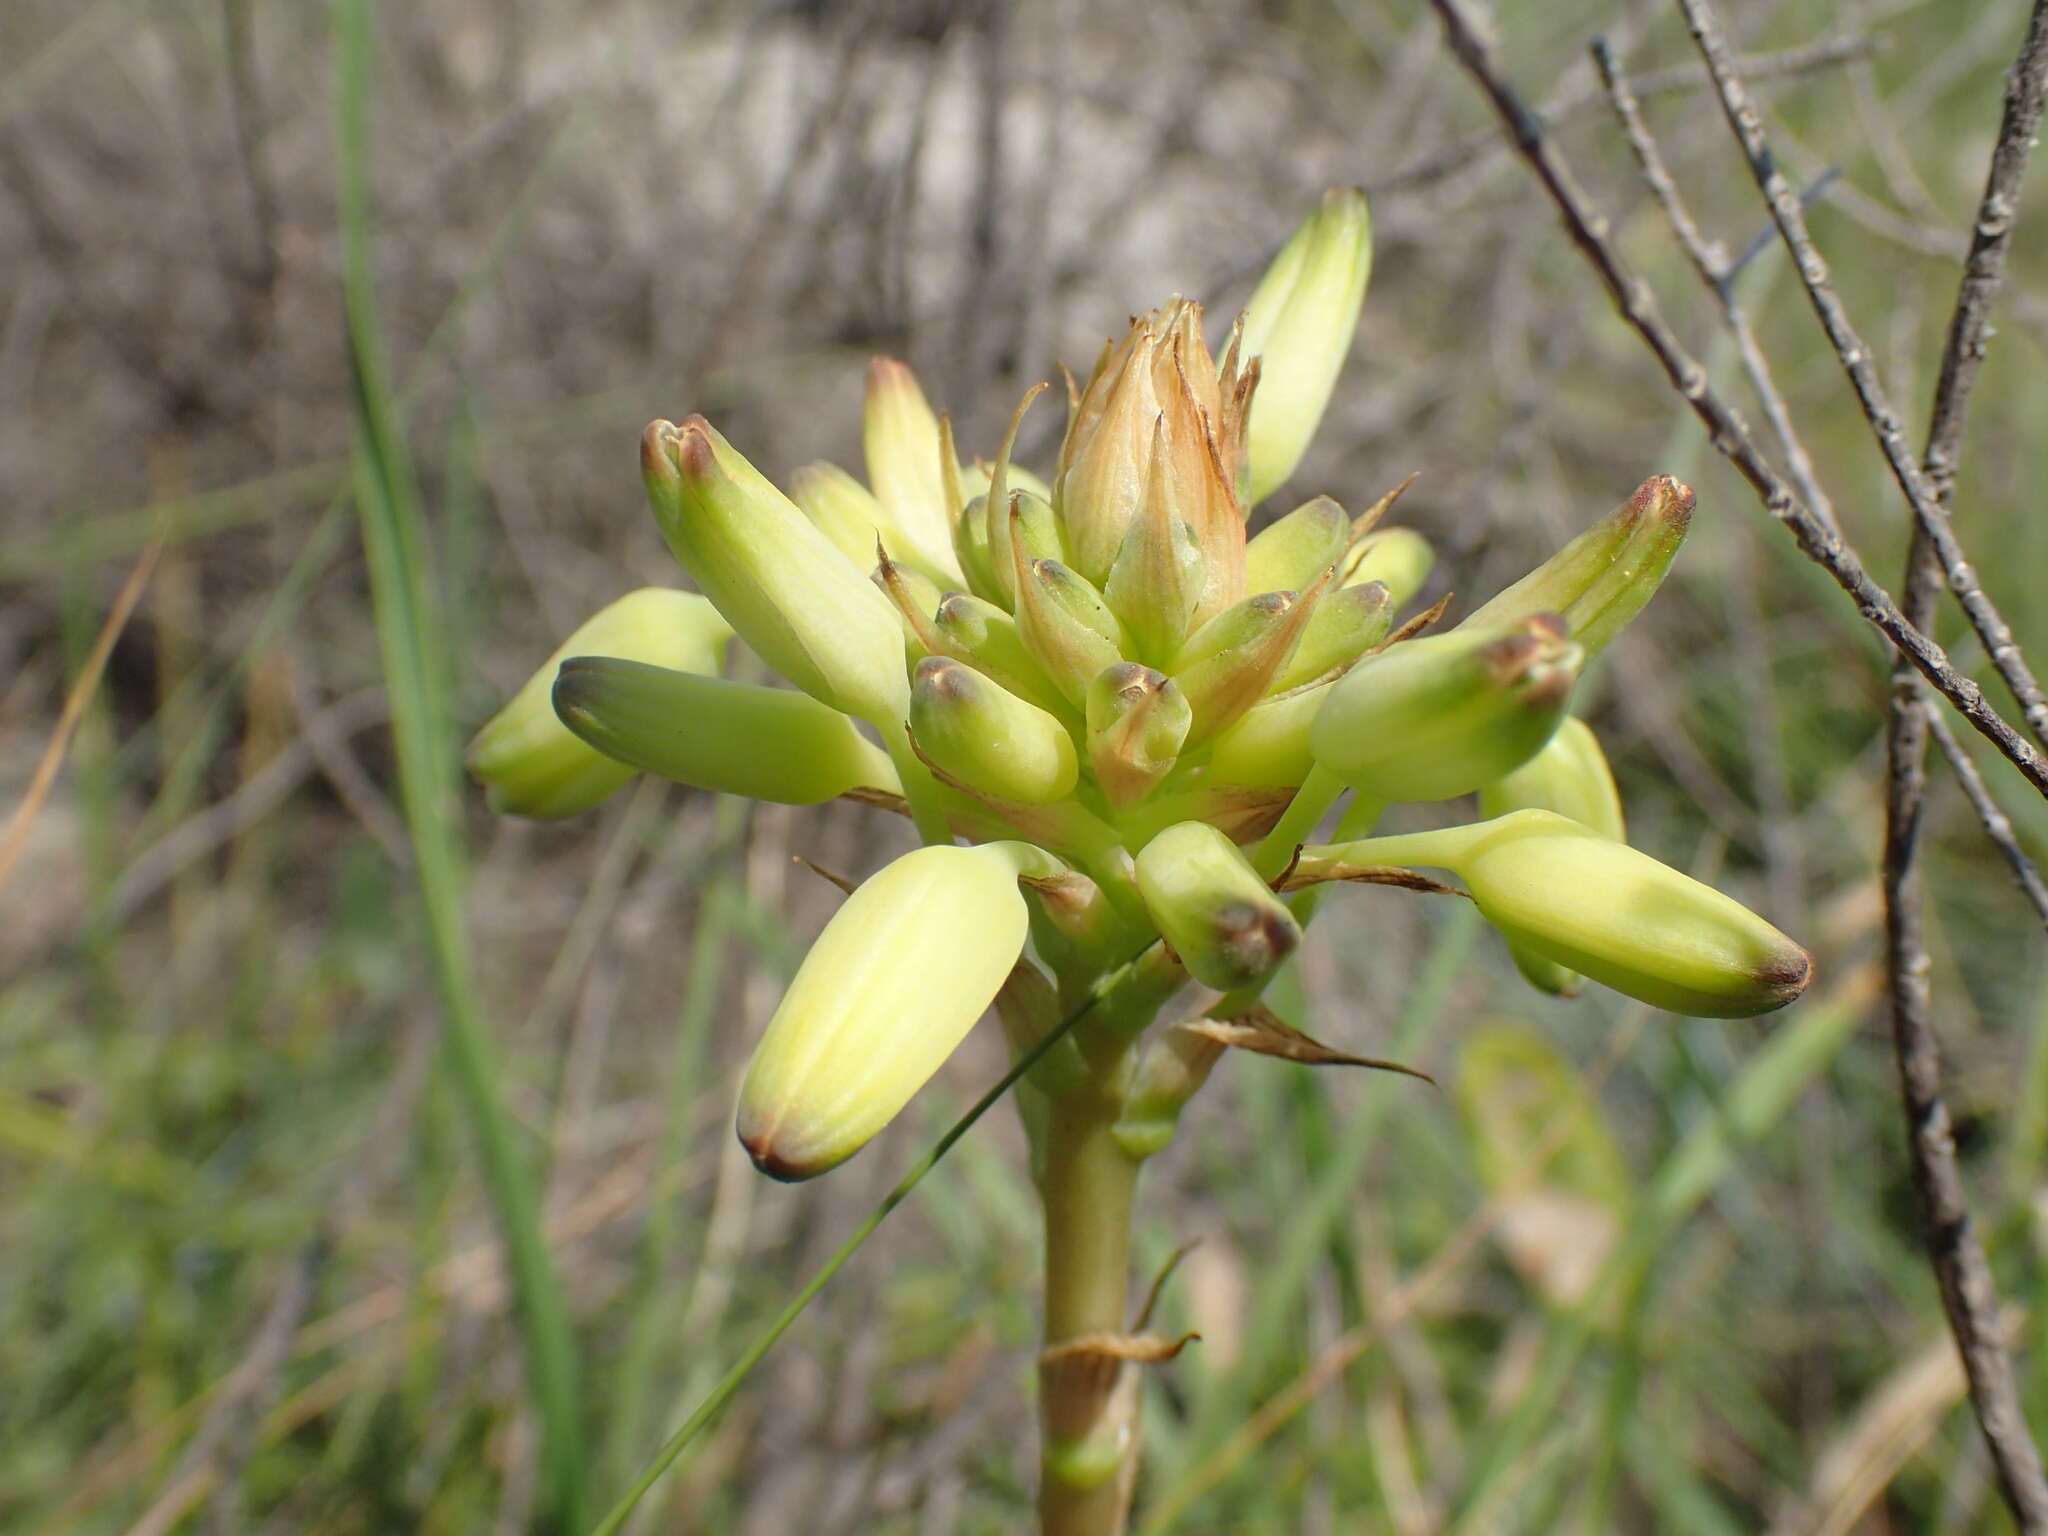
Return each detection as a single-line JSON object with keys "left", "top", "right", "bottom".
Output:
{"left": 4, "top": 0, "right": 2047, "bottom": 1530}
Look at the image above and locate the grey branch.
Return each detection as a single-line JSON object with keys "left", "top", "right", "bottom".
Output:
{"left": 1874, "top": 0, "right": 2048, "bottom": 1524}
{"left": 1927, "top": 706, "right": 2048, "bottom": 936}
{"left": 1675, "top": 0, "right": 2048, "bottom": 757}
{"left": 1425, "top": 0, "right": 2048, "bottom": 805}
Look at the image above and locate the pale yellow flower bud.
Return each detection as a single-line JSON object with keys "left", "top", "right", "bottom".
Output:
{"left": 466, "top": 588, "right": 730, "bottom": 818}
{"left": 643, "top": 416, "right": 909, "bottom": 728}
{"left": 1239, "top": 188, "right": 1372, "bottom": 505}
{"left": 736, "top": 843, "right": 1037, "bottom": 1180}
{"left": 552, "top": 658, "right": 896, "bottom": 806}
{"left": 863, "top": 357, "right": 963, "bottom": 580}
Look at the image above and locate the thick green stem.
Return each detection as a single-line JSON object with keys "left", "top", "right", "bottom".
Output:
{"left": 1038, "top": 1074, "right": 1145, "bottom": 1536}
{"left": 882, "top": 717, "right": 957, "bottom": 845}
{"left": 1250, "top": 760, "right": 1348, "bottom": 879}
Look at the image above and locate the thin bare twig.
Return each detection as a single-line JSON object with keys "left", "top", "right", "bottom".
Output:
{"left": 1926, "top": 706, "right": 2048, "bottom": 936}
{"left": 1373, "top": 30, "right": 1883, "bottom": 196}
{"left": 1424, "top": 0, "right": 2048, "bottom": 805}
{"left": 1590, "top": 36, "right": 1836, "bottom": 532}
{"left": 1675, "top": 0, "right": 2048, "bottom": 756}
{"left": 1871, "top": 0, "right": 2048, "bottom": 1521}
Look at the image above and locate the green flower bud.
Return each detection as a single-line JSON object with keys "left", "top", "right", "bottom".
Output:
{"left": 1112, "top": 1024, "right": 1227, "bottom": 1159}
{"left": 551, "top": 657, "right": 894, "bottom": 805}
{"left": 643, "top": 416, "right": 909, "bottom": 726}
{"left": 1244, "top": 495, "right": 1351, "bottom": 594}
{"left": 1203, "top": 679, "right": 1331, "bottom": 787}
{"left": 1461, "top": 812, "right": 1810, "bottom": 1017}
{"left": 1478, "top": 718, "right": 1627, "bottom": 998}
{"left": 1086, "top": 663, "right": 1193, "bottom": 809}
{"left": 1013, "top": 553, "right": 1129, "bottom": 709}
{"left": 951, "top": 493, "right": 1006, "bottom": 605}
{"left": 862, "top": 357, "right": 962, "bottom": 580}
{"left": 1301, "top": 810, "right": 1811, "bottom": 1017}
{"left": 931, "top": 592, "right": 1070, "bottom": 718}
{"left": 989, "top": 489, "right": 1063, "bottom": 606}
{"left": 1342, "top": 526, "right": 1435, "bottom": 608}
{"left": 960, "top": 456, "right": 1053, "bottom": 506}
{"left": 1173, "top": 586, "right": 1322, "bottom": 746}
{"left": 736, "top": 842, "right": 1037, "bottom": 1180}
{"left": 1310, "top": 616, "right": 1582, "bottom": 803}
{"left": 790, "top": 462, "right": 934, "bottom": 584}
{"left": 1239, "top": 187, "right": 1372, "bottom": 505}
{"left": 910, "top": 656, "right": 1079, "bottom": 805}
{"left": 466, "top": 588, "right": 731, "bottom": 818}
{"left": 1269, "top": 580, "right": 1393, "bottom": 692}
{"left": 1479, "top": 717, "right": 1624, "bottom": 840}
{"left": 1134, "top": 820, "right": 1302, "bottom": 991}
{"left": 1464, "top": 475, "right": 1693, "bottom": 659}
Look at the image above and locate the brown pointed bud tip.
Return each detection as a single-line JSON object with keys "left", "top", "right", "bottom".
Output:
{"left": 1634, "top": 473, "right": 1696, "bottom": 529}
{"left": 673, "top": 416, "right": 719, "bottom": 480}
{"left": 739, "top": 1130, "right": 822, "bottom": 1183}
{"left": 914, "top": 653, "right": 970, "bottom": 699}
{"left": 1482, "top": 614, "right": 1579, "bottom": 706}
{"left": 1210, "top": 899, "right": 1302, "bottom": 979}
{"left": 1757, "top": 944, "right": 1815, "bottom": 1009}
{"left": 641, "top": 419, "right": 681, "bottom": 488}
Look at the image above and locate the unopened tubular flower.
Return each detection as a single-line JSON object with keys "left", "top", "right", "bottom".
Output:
{"left": 735, "top": 842, "right": 1037, "bottom": 1180}
{"left": 1343, "top": 526, "right": 1435, "bottom": 608}
{"left": 466, "top": 588, "right": 731, "bottom": 818}
{"left": 1014, "top": 556, "right": 1129, "bottom": 707}
{"left": 1271, "top": 581, "right": 1392, "bottom": 692}
{"left": 1464, "top": 475, "right": 1693, "bottom": 658}
{"left": 552, "top": 658, "right": 896, "bottom": 805}
{"left": 1238, "top": 187, "right": 1373, "bottom": 505}
{"left": 643, "top": 415, "right": 909, "bottom": 726}
{"left": 911, "top": 656, "right": 1079, "bottom": 805}
{"left": 1301, "top": 810, "right": 1810, "bottom": 1017}
{"left": 1244, "top": 495, "right": 1352, "bottom": 594}
{"left": 1310, "top": 615, "right": 1583, "bottom": 802}
{"left": 1479, "top": 717, "right": 1624, "bottom": 840}
{"left": 863, "top": 357, "right": 962, "bottom": 580}
{"left": 1477, "top": 717, "right": 1624, "bottom": 994}
{"left": 790, "top": 461, "right": 933, "bottom": 584}
{"left": 1204, "top": 680, "right": 1331, "bottom": 788}
{"left": 1135, "top": 820, "right": 1301, "bottom": 991}
{"left": 930, "top": 592, "right": 1070, "bottom": 717}
{"left": 1460, "top": 812, "right": 1809, "bottom": 1017}
{"left": 1086, "top": 664, "right": 1193, "bottom": 809}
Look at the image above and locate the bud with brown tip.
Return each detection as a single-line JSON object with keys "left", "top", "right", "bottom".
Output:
{"left": 1134, "top": 820, "right": 1302, "bottom": 992}
{"left": 1310, "top": 616, "right": 1582, "bottom": 803}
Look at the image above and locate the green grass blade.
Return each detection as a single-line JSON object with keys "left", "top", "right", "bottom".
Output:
{"left": 333, "top": 2, "right": 586, "bottom": 1528}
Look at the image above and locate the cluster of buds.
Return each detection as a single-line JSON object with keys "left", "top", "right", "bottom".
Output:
{"left": 471, "top": 188, "right": 1810, "bottom": 1184}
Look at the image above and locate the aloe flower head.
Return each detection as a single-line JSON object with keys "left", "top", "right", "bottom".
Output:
{"left": 472, "top": 187, "right": 1809, "bottom": 1185}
